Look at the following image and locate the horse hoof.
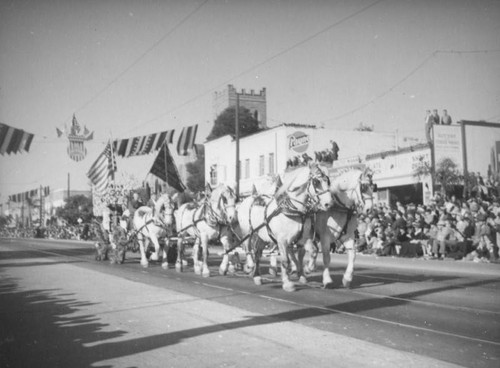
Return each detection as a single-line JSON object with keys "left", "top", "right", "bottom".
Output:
{"left": 269, "top": 267, "right": 277, "bottom": 277}
{"left": 342, "top": 276, "right": 352, "bottom": 289}
{"left": 244, "top": 264, "right": 254, "bottom": 274}
{"left": 194, "top": 268, "right": 201, "bottom": 275}
{"left": 140, "top": 260, "right": 149, "bottom": 268}
{"left": 228, "top": 265, "right": 235, "bottom": 274}
{"left": 253, "top": 276, "right": 262, "bottom": 285}
{"left": 175, "top": 263, "right": 183, "bottom": 272}
{"left": 283, "top": 282, "right": 296, "bottom": 292}
{"left": 298, "top": 276, "right": 307, "bottom": 284}
{"left": 161, "top": 262, "right": 169, "bottom": 270}
{"left": 323, "top": 281, "right": 335, "bottom": 289}
{"left": 202, "top": 270, "right": 211, "bottom": 278}
{"left": 219, "top": 268, "right": 227, "bottom": 276}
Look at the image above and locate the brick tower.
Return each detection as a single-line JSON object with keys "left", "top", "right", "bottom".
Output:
{"left": 213, "top": 84, "right": 267, "bottom": 129}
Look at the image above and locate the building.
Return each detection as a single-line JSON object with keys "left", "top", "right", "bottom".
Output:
{"left": 204, "top": 124, "right": 399, "bottom": 197}
{"left": 213, "top": 84, "right": 267, "bottom": 129}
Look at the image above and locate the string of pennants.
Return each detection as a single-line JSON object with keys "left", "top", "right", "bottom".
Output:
{"left": 112, "top": 124, "right": 198, "bottom": 157}
{"left": 8, "top": 186, "right": 50, "bottom": 203}
{"left": 0, "top": 122, "right": 35, "bottom": 155}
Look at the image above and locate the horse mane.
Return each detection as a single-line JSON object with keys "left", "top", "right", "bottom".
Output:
{"left": 275, "top": 165, "right": 311, "bottom": 198}
{"left": 330, "top": 170, "right": 363, "bottom": 193}
{"left": 209, "top": 184, "right": 234, "bottom": 206}
{"left": 154, "top": 193, "right": 172, "bottom": 213}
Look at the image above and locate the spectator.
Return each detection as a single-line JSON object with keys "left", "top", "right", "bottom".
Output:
{"left": 440, "top": 109, "right": 452, "bottom": 125}
{"left": 425, "top": 110, "right": 433, "bottom": 142}
{"left": 431, "top": 109, "right": 440, "bottom": 125}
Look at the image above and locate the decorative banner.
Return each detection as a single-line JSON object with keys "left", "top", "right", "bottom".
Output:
{"left": 150, "top": 142, "right": 186, "bottom": 192}
{"left": 56, "top": 114, "right": 94, "bottom": 162}
{"left": 87, "top": 141, "right": 117, "bottom": 194}
{"left": 0, "top": 122, "right": 35, "bottom": 155}
{"left": 177, "top": 124, "right": 198, "bottom": 156}
{"left": 8, "top": 186, "right": 50, "bottom": 202}
{"left": 113, "top": 129, "right": 174, "bottom": 157}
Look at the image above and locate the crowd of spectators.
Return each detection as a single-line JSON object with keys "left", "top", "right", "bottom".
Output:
{"left": 347, "top": 193, "right": 500, "bottom": 263}
{"left": 0, "top": 223, "right": 96, "bottom": 241}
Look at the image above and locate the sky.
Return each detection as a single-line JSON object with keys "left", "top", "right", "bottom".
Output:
{"left": 1, "top": 0, "right": 499, "bottom": 203}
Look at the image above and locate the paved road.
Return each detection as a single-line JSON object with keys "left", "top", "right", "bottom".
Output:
{"left": 0, "top": 237, "right": 499, "bottom": 368}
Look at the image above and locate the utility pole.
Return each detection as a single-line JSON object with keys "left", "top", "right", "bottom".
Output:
{"left": 67, "top": 172, "right": 70, "bottom": 203}
{"left": 235, "top": 93, "right": 240, "bottom": 200}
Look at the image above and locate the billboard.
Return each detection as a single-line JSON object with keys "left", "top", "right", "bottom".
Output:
{"left": 433, "top": 121, "right": 500, "bottom": 180}
{"left": 433, "top": 125, "right": 464, "bottom": 173}
{"left": 462, "top": 121, "right": 500, "bottom": 178}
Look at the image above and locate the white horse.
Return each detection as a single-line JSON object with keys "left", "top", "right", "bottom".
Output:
{"left": 132, "top": 193, "right": 175, "bottom": 268}
{"left": 307, "top": 168, "right": 375, "bottom": 288}
{"left": 237, "top": 163, "right": 333, "bottom": 292}
{"left": 175, "top": 184, "right": 237, "bottom": 277}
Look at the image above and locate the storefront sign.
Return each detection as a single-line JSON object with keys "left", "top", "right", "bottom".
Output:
{"left": 288, "top": 131, "right": 310, "bottom": 153}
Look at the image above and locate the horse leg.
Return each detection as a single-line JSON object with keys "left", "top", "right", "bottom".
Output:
{"left": 253, "top": 244, "right": 263, "bottom": 285}
{"left": 304, "top": 238, "right": 318, "bottom": 274}
{"left": 321, "top": 233, "right": 334, "bottom": 288}
{"left": 175, "top": 235, "right": 184, "bottom": 272}
{"left": 342, "top": 239, "right": 356, "bottom": 288}
{"left": 278, "top": 240, "right": 295, "bottom": 292}
{"left": 295, "top": 245, "right": 307, "bottom": 284}
{"left": 219, "top": 233, "right": 231, "bottom": 276}
{"left": 161, "top": 237, "right": 169, "bottom": 270}
{"left": 149, "top": 234, "right": 161, "bottom": 263}
{"left": 192, "top": 237, "right": 201, "bottom": 275}
{"left": 138, "top": 234, "right": 149, "bottom": 267}
{"left": 200, "top": 234, "right": 210, "bottom": 278}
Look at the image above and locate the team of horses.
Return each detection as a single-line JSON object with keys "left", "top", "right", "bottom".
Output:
{"left": 95, "top": 163, "right": 376, "bottom": 292}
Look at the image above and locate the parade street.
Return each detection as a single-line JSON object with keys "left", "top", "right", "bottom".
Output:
{"left": 1, "top": 237, "right": 499, "bottom": 368}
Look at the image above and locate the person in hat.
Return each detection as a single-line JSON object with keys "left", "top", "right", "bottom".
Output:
{"left": 475, "top": 212, "right": 496, "bottom": 260}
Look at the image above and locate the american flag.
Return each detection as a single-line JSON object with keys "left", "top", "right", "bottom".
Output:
{"left": 87, "top": 142, "right": 117, "bottom": 193}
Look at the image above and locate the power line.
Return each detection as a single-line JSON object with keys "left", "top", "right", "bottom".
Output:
{"left": 318, "top": 49, "right": 500, "bottom": 124}
{"left": 63, "top": 0, "right": 210, "bottom": 125}
{"left": 126, "top": 0, "right": 387, "bottom": 133}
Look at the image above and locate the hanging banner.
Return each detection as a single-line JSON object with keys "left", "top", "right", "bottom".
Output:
{"left": 56, "top": 114, "right": 94, "bottom": 162}
{"left": 0, "top": 122, "right": 35, "bottom": 155}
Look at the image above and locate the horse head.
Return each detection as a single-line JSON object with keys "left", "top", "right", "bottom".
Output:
{"left": 276, "top": 163, "right": 333, "bottom": 212}
{"left": 331, "top": 168, "right": 375, "bottom": 214}
{"left": 208, "top": 184, "right": 237, "bottom": 224}
{"left": 307, "top": 162, "right": 333, "bottom": 211}
{"left": 155, "top": 193, "right": 175, "bottom": 226}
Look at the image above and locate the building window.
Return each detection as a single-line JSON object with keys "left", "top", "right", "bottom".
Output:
{"left": 245, "top": 159, "right": 250, "bottom": 179}
{"left": 268, "top": 153, "right": 275, "bottom": 174}
{"left": 210, "top": 165, "right": 217, "bottom": 186}
{"left": 259, "top": 155, "right": 265, "bottom": 176}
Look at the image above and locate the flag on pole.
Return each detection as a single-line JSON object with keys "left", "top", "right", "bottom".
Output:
{"left": 150, "top": 142, "right": 185, "bottom": 192}
{"left": 176, "top": 124, "right": 198, "bottom": 156}
{"left": 87, "top": 142, "right": 117, "bottom": 193}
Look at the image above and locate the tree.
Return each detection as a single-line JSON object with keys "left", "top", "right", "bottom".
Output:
{"left": 434, "top": 158, "right": 463, "bottom": 196}
{"left": 206, "top": 106, "right": 262, "bottom": 141}
{"left": 55, "top": 194, "right": 93, "bottom": 225}
{"left": 185, "top": 150, "right": 205, "bottom": 192}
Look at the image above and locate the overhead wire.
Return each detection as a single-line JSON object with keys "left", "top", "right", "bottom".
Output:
{"left": 318, "top": 49, "right": 500, "bottom": 124}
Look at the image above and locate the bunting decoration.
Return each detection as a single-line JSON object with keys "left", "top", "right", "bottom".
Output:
{"left": 176, "top": 124, "right": 198, "bottom": 156}
{"left": 56, "top": 114, "right": 94, "bottom": 162}
{"left": 87, "top": 141, "right": 117, "bottom": 194}
{"left": 0, "top": 122, "right": 35, "bottom": 155}
{"left": 150, "top": 142, "right": 185, "bottom": 192}
{"left": 8, "top": 186, "right": 50, "bottom": 203}
{"left": 113, "top": 129, "right": 174, "bottom": 157}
